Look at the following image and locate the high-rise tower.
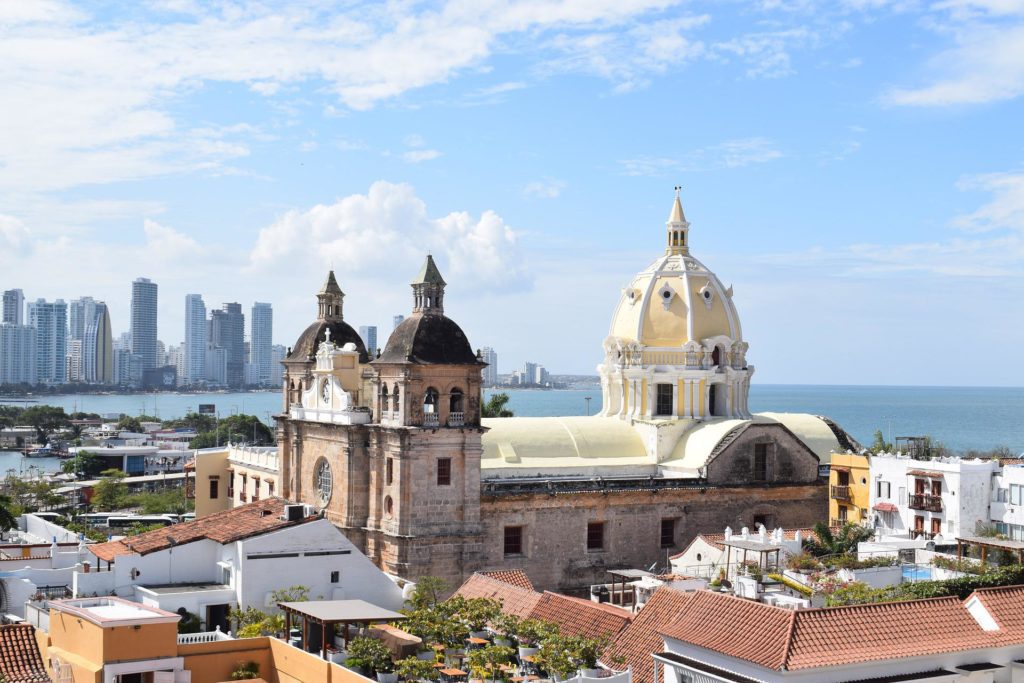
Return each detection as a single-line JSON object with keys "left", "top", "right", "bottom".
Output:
{"left": 250, "top": 302, "right": 273, "bottom": 386}
{"left": 130, "top": 278, "right": 158, "bottom": 370}
{"left": 184, "top": 294, "right": 207, "bottom": 385}
{"left": 27, "top": 299, "right": 67, "bottom": 384}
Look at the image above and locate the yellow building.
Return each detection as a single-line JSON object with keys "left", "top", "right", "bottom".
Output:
{"left": 193, "top": 445, "right": 279, "bottom": 518}
{"left": 40, "top": 595, "right": 372, "bottom": 682}
{"left": 829, "top": 451, "right": 872, "bottom": 526}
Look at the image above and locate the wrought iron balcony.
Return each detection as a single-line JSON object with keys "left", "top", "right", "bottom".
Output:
{"left": 909, "top": 494, "right": 943, "bottom": 512}
{"left": 831, "top": 485, "right": 851, "bottom": 500}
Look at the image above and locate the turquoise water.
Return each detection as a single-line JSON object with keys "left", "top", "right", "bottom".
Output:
{"left": 1, "top": 385, "right": 1022, "bottom": 476}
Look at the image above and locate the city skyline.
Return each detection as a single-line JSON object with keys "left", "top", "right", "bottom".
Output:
{"left": 0, "top": 2, "right": 1022, "bottom": 385}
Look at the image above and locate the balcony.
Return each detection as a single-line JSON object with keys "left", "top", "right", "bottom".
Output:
{"left": 909, "top": 494, "right": 943, "bottom": 512}
{"left": 913, "top": 530, "right": 937, "bottom": 540}
{"left": 448, "top": 411, "right": 465, "bottom": 427}
{"left": 422, "top": 413, "right": 440, "bottom": 427}
{"left": 831, "top": 485, "right": 851, "bottom": 500}
{"left": 830, "top": 518, "right": 849, "bottom": 528}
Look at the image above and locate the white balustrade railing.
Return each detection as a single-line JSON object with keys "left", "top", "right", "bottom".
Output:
{"left": 448, "top": 412, "right": 465, "bottom": 427}
{"left": 422, "top": 413, "right": 440, "bottom": 427}
{"left": 177, "top": 627, "right": 232, "bottom": 644}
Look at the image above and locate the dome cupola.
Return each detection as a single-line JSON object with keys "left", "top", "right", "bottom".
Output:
{"left": 287, "top": 271, "right": 368, "bottom": 363}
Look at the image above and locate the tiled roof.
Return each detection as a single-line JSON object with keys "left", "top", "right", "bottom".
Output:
{"left": 454, "top": 573, "right": 631, "bottom": 641}
{"left": 530, "top": 592, "right": 632, "bottom": 640}
{"left": 478, "top": 569, "right": 534, "bottom": 591}
{"left": 670, "top": 527, "right": 829, "bottom": 559}
{"left": 0, "top": 624, "right": 51, "bottom": 683}
{"left": 454, "top": 573, "right": 542, "bottom": 618}
{"left": 602, "top": 586, "right": 693, "bottom": 683}
{"left": 90, "top": 498, "right": 314, "bottom": 562}
{"left": 659, "top": 590, "right": 996, "bottom": 672}
{"left": 970, "top": 585, "right": 1024, "bottom": 635}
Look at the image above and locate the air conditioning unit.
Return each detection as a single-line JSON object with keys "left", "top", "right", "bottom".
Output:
{"left": 284, "top": 504, "right": 305, "bottom": 522}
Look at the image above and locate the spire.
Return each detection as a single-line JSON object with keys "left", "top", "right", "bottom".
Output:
{"left": 317, "top": 270, "right": 345, "bottom": 321}
{"left": 666, "top": 186, "right": 691, "bottom": 256}
{"left": 411, "top": 255, "right": 446, "bottom": 315}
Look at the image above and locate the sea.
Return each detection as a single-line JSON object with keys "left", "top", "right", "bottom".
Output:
{"left": 2, "top": 385, "right": 1022, "bottom": 476}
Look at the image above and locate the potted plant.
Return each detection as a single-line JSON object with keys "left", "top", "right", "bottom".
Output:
{"left": 396, "top": 656, "right": 440, "bottom": 682}
{"left": 514, "top": 619, "right": 556, "bottom": 658}
{"left": 535, "top": 636, "right": 576, "bottom": 682}
{"left": 708, "top": 568, "right": 725, "bottom": 591}
{"left": 467, "top": 644, "right": 515, "bottom": 683}
{"left": 464, "top": 598, "right": 502, "bottom": 639}
{"left": 786, "top": 552, "right": 821, "bottom": 574}
{"left": 348, "top": 636, "right": 397, "bottom": 683}
{"left": 570, "top": 635, "right": 607, "bottom": 677}
{"left": 490, "top": 612, "right": 520, "bottom": 647}
{"left": 230, "top": 661, "right": 260, "bottom": 681}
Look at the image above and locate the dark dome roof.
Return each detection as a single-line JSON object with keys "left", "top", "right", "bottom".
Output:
{"left": 375, "top": 313, "right": 481, "bottom": 365}
{"left": 288, "top": 320, "right": 369, "bottom": 362}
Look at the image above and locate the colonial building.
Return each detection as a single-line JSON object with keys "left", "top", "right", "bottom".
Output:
{"left": 274, "top": 192, "right": 860, "bottom": 592}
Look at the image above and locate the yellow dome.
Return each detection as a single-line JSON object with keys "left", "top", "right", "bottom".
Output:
{"left": 609, "top": 251, "right": 741, "bottom": 347}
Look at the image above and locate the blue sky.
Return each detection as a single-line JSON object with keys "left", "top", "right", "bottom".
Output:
{"left": 1, "top": 0, "right": 1023, "bottom": 386}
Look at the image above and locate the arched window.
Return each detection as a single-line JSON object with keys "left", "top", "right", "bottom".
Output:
{"left": 381, "top": 385, "right": 389, "bottom": 414}
{"left": 392, "top": 383, "right": 400, "bottom": 412}
{"left": 449, "top": 388, "right": 464, "bottom": 413}
{"left": 423, "top": 388, "right": 439, "bottom": 413}
{"left": 711, "top": 346, "right": 721, "bottom": 366}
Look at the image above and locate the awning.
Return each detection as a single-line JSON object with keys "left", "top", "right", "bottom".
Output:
{"left": 830, "top": 466, "right": 851, "bottom": 473}
{"left": 907, "top": 470, "right": 943, "bottom": 478}
{"left": 873, "top": 502, "right": 898, "bottom": 513}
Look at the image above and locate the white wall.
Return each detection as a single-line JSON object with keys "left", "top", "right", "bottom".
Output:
{"left": 23, "top": 514, "right": 81, "bottom": 543}
{"left": 236, "top": 519, "right": 404, "bottom": 612}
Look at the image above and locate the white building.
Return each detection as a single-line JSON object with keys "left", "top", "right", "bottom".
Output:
{"left": 184, "top": 293, "right": 207, "bottom": 385}
{"left": 27, "top": 298, "right": 67, "bottom": 384}
{"left": 869, "top": 453, "right": 999, "bottom": 541}
{"left": 651, "top": 587, "right": 1024, "bottom": 683}
{"left": 2, "top": 288, "right": 24, "bottom": 325}
{"left": 82, "top": 499, "right": 405, "bottom": 631}
{"left": 0, "top": 322, "right": 36, "bottom": 385}
{"left": 270, "top": 344, "right": 286, "bottom": 386}
{"left": 251, "top": 302, "right": 273, "bottom": 386}
{"left": 481, "top": 346, "right": 498, "bottom": 385}
{"left": 131, "top": 277, "right": 159, "bottom": 370}
{"left": 358, "top": 325, "right": 377, "bottom": 358}
{"left": 66, "top": 339, "right": 84, "bottom": 383}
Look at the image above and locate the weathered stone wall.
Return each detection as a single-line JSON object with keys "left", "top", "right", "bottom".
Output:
{"left": 478, "top": 483, "right": 827, "bottom": 592}
{"left": 707, "top": 423, "right": 821, "bottom": 486}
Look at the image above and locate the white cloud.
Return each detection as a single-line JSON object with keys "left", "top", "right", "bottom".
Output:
{"left": 249, "top": 181, "right": 529, "bottom": 294}
{"left": 402, "top": 149, "right": 443, "bottom": 163}
{"left": 883, "top": 6, "right": 1024, "bottom": 106}
{"left": 0, "top": 215, "right": 31, "bottom": 255}
{"left": 619, "top": 137, "right": 784, "bottom": 176}
{"left": 952, "top": 172, "right": 1024, "bottom": 233}
{"left": 523, "top": 178, "right": 567, "bottom": 199}
{"left": 713, "top": 27, "right": 815, "bottom": 79}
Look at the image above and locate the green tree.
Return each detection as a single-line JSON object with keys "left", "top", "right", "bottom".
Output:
{"left": 803, "top": 521, "right": 874, "bottom": 558}
{"left": 117, "top": 415, "right": 144, "bottom": 433}
{"left": 481, "top": 393, "right": 513, "bottom": 418}
{"left": 869, "top": 430, "right": 891, "bottom": 454}
{"left": 0, "top": 494, "right": 17, "bottom": 532}
{"left": 162, "top": 412, "right": 217, "bottom": 433}
{"left": 127, "top": 488, "right": 193, "bottom": 515}
{"left": 20, "top": 405, "right": 70, "bottom": 445}
{"left": 61, "top": 450, "right": 105, "bottom": 477}
{"left": 91, "top": 469, "right": 129, "bottom": 511}
{"left": 188, "top": 414, "right": 274, "bottom": 448}
{"left": 406, "top": 576, "right": 447, "bottom": 611}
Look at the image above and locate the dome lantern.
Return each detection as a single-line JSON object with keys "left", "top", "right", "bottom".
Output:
{"left": 317, "top": 271, "right": 345, "bottom": 322}
{"left": 666, "top": 186, "right": 690, "bottom": 256}
{"left": 411, "top": 254, "right": 446, "bottom": 315}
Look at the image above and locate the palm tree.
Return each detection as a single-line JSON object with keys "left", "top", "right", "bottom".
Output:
{"left": 0, "top": 494, "right": 18, "bottom": 533}
{"left": 804, "top": 521, "right": 873, "bottom": 558}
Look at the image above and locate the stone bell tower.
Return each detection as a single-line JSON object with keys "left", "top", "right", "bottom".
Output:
{"left": 363, "top": 255, "right": 488, "bottom": 586}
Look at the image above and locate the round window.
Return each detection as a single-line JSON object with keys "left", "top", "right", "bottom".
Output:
{"left": 703, "top": 290, "right": 712, "bottom": 299}
{"left": 696, "top": 553, "right": 702, "bottom": 562}
{"left": 662, "top": 290, "right": 671, "bottom": 299}
{"left": 314, "top": 458, "right": 333, "bottom": 506}
{"left": 384, "top": 496, "right": 394, "bottom": 519}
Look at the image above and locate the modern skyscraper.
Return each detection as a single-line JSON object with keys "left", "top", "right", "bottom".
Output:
{"left": 392, "top": 314, "right": 404, "bottom": 331}
{"left": 68, "top": 296, "right": 99, "bottom": 341}
{"left": 481, "top": 347, "right": 498, "bottom": 385}
{"left": 210, "top": 303, "right": 244, "bottom": 388}
{"left": 66, "top": 339, "right": 84, "bottom": 383}
{"left": 270, "top": 344, "right": 286, "bottom": 386}
{"left": 27, "top": 298, "right": 67, "bottom": 384}
{"left": 2, "top": 289, "right": 24, "bottom": 325}
{"left": 130, "top": 278, "right": 158, "bottom": 370}
{"left": 250, "top": 302, "right": 273, "bottom": 386}
{"left": 359, "top": 325, "right": 378, "bottom": 357}
{"left": 184, "top": 294, "right": 207, "bottom": 385}
{"left": 0, "top": 323, "right": 36, "bottom": 385}
{"left": 83, "top": 302, "right": 113, "bottom": 384}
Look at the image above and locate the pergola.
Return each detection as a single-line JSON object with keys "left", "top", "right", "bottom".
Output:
{"left": 606, "top": 569, "right": 654, "bottom": 607}
{"left": 955, "top": 536, "right": 1024, "bottom": 566}
{"left": 722, "top": 538, "right": 784, "bottom": 577}
{"left": 278, "top": 599, "right": 406, "bottom": 660}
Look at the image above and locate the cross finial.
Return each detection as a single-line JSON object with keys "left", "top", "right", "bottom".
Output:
{"left": 674, "top": 185, "right": 681, "bottom": 197}
{"left": 324, "top": 328, "right": 331, "bottom": 342}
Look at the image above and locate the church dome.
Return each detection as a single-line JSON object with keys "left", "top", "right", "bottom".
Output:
{"left": 375, "top": 313, "right": 480, "bottom": 365}
{"left": 287, "top": 270, "right": 369, "bottom": 363}
{"left": 288, "top": 319, "right": 368, "bottom": 362}
{"left": 607, "top": 194, "right": 742, "bottom": 348}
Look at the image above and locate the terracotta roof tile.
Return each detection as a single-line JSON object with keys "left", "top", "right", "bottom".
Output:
{"left": 601, "top": 586, "right": 693, "bottom": 683}
{"left": 90, "top": 498, "right": 313, "bottom": 562}
{"left": 454, "top": 573, "right": 542, "bottom": 618}
{"left": 659, "top": 590, "right": 997, "bottom": 672}
{"left": 969, "top": 585, "right": 1024, "bottom": 636}
{"left": 0, "top": 624, "right": 51, "bottom": 683}
{"left": 478, "top": 569, "right": 534, "bottom": 591}
{"left": 530, "top": 592, "right": 632, "bottom": 641}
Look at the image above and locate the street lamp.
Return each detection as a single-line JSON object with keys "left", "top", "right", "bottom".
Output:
{"left": 585, "top": 396, "right": 592, "bottom": 416}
